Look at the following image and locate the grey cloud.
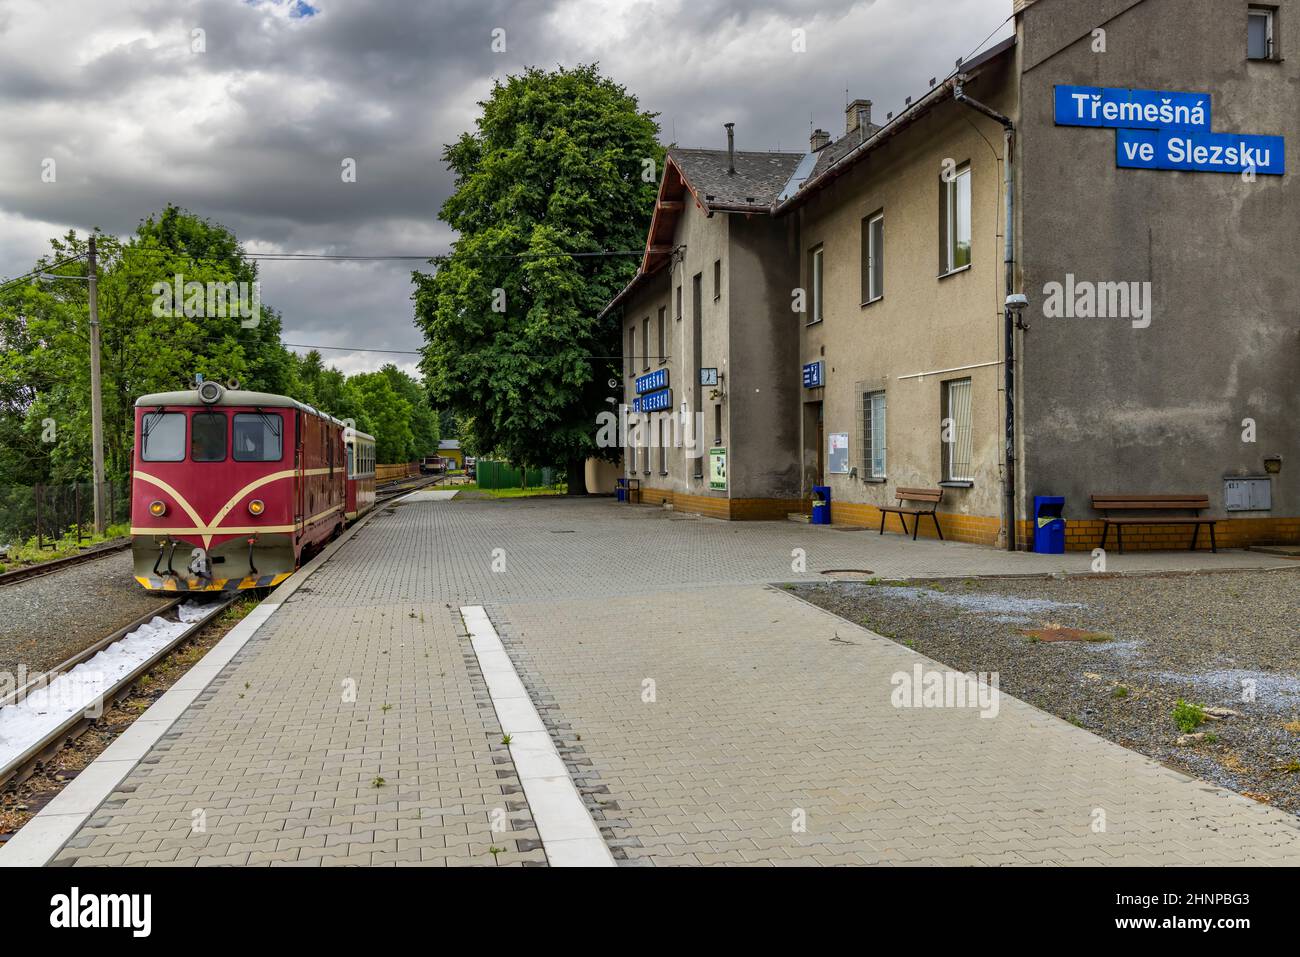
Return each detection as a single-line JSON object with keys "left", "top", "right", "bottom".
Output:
{"left": 1, "top": 0, "right": 1010, "bottom": 371}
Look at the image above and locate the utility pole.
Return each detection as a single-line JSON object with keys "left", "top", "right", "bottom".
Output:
{"left": 87, "top": 235, "right": 106, "bottom": 534}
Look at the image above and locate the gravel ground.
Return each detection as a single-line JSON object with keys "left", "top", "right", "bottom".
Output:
{"left": 790, "top": 568, "right": 1300, "bottom": 815}
{"left": 0, "top": 551, "right": 170, "bottom": 678}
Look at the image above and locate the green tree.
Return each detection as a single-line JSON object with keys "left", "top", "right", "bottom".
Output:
{"left": 349, "top": 371, "right": 413, "bottom": 463}
{"left": 0, "top": 207, "right": 298, "bottom": 485}
{"left": 379, "top": 363, "right": 439, "bottom": 457}
{"left": 413, "top": 63, "right": 662, "bottom": 491}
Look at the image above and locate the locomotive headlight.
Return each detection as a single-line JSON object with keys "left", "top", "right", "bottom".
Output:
{"left": 148, "top": 500, "right": 167, "bottom": 517}
{"left": 247, "top": 499, "right": 265, "bottom": 516}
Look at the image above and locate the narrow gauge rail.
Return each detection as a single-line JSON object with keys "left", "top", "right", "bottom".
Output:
{"left": 0, "top": 539, "right": 131, "bottom": 588}
{"left": 0, "top": 597, "right": 235, "bottom": 792}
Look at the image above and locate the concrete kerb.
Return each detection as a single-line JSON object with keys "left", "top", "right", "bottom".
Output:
{"left": 0, "top": 493, "right": 414, "bottom": 868}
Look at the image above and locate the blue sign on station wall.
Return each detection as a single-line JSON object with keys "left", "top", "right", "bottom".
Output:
{"left": 802, "top": 361, "right": 824, "bottom": 389}
{"left": 633, "top": 389, "right": 672, "bottom": 413}
{"left": 1054, "top": 86, "right": 1210, "bottom": 131}
{"left": 635, "top": 368, "right": 668, "bottom": 395}
{"left": 1117, "top": 129, "right": 1285, "bottom": 175}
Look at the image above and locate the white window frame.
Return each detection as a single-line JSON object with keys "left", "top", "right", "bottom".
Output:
{"left": 942, "top": 377, "right": 974, "bottom": 483}
{"left": 864, "top": 390, "right": 887, "bottom": 478}
{"left": 865, "top": 212, "right": 884, "bottom": 303}
{"left": 809, "top": 245, "right": 824, "bottom": 324}
{"left": 1248, "top": 6, "right": 1276, "bottom": 60}
{"left": 941, "top": 164, "right": 972, "bottom": 276}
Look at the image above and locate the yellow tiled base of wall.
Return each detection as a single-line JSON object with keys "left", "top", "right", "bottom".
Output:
{"left": 634, "top": 487, "right": 803, "bottom": 521}
{"left": 1060, "top": 517, "right": 1300, "bottom": 551}
{"left": 829, "top": 502, "right": 1004, "bottom": 546}
{"left": 632, "top": 489, "right": 1300, "bottom": 551}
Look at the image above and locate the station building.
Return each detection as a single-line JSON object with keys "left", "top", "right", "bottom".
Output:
{"left": 603, "top": 0, "right": 1299, "bottom": 549}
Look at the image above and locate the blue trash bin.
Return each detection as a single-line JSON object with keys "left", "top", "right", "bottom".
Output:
{"left": 615, "top": 477, "right": 627, "bottom": 503}
{"left": 1033, "top": 495, "right": 1066, "bottom": 553}
{"left": 811, "top": 485, "right": 832, "bottom": 525}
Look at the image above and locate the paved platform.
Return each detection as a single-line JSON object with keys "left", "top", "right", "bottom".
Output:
{"left": 15, "top": 496, "right": 1300, "bottom": 866}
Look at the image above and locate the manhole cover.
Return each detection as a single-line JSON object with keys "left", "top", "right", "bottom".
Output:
{"left": 820, "top": 569, "right": 876, "bottom": 581}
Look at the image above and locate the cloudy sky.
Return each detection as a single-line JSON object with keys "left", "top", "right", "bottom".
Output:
{"left": 0, "top": 0, "right": 1011, "bottom": 376}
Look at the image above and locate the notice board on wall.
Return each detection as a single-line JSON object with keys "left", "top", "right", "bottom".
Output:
{"left": 828, "top": 432, "right": 849, "bottom": 474}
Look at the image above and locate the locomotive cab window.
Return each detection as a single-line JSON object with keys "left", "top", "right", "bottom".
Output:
{"left": 191, "top": 411, "right": 228, "bottom": 462}
{"left": 140, "top": 412, "right": 186, "bottom": 462}
{"left": 233, "top": 413, "right": 283, "bottom": 462}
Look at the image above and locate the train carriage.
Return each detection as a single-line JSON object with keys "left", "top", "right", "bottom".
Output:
{"left": 345, "top": 429, "right": 376, "bottom": 519}
{"left": 130, "top": 381, "right": 362, "bottom": 592}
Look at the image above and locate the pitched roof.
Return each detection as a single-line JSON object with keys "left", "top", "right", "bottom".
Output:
{"left": 668, "top": 147, "right": 804, "bottom": 210}
{"left": 810, "top": 123, "right": 884, "bottom": 178}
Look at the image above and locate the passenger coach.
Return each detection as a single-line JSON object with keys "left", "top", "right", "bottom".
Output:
{"left": 130, "top": 381, "right": 364, "bottom": 591}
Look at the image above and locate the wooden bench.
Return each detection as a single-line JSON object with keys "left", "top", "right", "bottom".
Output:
{"left": 1090, "top": 493, "right": 1216, "bottom": 553}
{"left": 879, "top": 487, "right": 944, "bottom": 541}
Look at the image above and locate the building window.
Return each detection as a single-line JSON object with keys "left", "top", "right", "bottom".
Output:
{"left": 692, "top": 272, "right": 702, "bottom": 326}
{"left": 658, "top": 418, "right": 667, "bottom": 474}
{"left": 629, "top": 443, "right": 636, "bottom": 474}
{"left": 657, "top": 307, "right": 666, "bottom": 363}
{"left": 713, "top": 259, "right": 721, "bottom": 300}
{"left": 862, "top": 212, "right": 884, "bottom": 303}
{"left": 1249, "top": 6, "right": 1276, "bottom": 60}
{"left": 642, "top": 317, "right": 650, "bottom": 371}
{"left": 942, "top": 378, "right": 973, "bottom": 482}
{"left": 628, "top": 327, "right": 636, "bottom": 377}
{"left": 809, "top": 245, "right": 824, "bottom": 323}
{"left": 863, "top": 390, "right": 886, "bottom": 478}
{"left": 676, "top": 283, "right": 682, "bottom": 320}
{"left": 714, "top": 403, "right": 723, "bottom": 445}
{"left": 939, "top": 164, "right": 971, "bottom": 275}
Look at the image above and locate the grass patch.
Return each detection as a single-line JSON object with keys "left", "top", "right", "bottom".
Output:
{"left": 1, "top": 522, "right": 130, "bottom": 566}
{"left": 1173, "top": 699, "right": 1207, "bottom": 734}
{"left": 454, "top": 482, "right": 566, "bottom": 497}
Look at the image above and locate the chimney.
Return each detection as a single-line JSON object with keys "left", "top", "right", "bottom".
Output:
{"left": 810, "top": 128, "right": 831, "bottom": 151}
{"left": 724, "top": 122, "right": 735, "bottom": 174}
{"left": 845, "top": 98, "right": 872, "bottom": 135}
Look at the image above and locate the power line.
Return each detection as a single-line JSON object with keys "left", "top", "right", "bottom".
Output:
{"left": 0, "top": 253, "right": 89, "bottom": 293}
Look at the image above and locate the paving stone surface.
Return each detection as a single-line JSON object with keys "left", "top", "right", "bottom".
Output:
{"left": 44, "top": 497, "right": 1300, "bottom": 866}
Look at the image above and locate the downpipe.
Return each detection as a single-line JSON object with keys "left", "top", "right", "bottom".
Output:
{"left": 955, "top": 78, "right": 1019, "bottom": 552}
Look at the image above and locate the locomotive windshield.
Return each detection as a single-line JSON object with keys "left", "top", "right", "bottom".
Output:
{"left": 191, "top": 410, "right": 228, "bottom": 462}
{"left": 140, "top": 412, "right": 185, "bottom": 462}
{"left": 233, "top": 412, "right": 283, "bottom": 462}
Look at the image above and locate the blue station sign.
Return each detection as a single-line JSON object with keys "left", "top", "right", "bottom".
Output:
{"left": 802, "top": 361, "right": 824, "bottom": 389}
{"left": 633, "top": 389, "right": 672, "bottom": 413}
{"left": 1117, "top": 129, "right": 1285, "bottom": 175}
{"left": 1054, "top": 86, "right": 1210, "bottom": 131}
{"left": 1055, "top": 84, "right": 1283, "bottom": 177}
{"left": 635, "top": 368, "right": 668, "bottom": 395}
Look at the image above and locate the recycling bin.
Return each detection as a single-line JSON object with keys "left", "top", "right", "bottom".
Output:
{"left": 1033, "top": 495, "right": 1066, "bottom": 553}
{"left": 615, "top": 477, "right": 627, "bottom": 503}
{"left": 811, "top": 485, "right": 832, "bottom": 525}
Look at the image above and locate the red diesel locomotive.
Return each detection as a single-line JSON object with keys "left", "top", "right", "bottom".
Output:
{"left": 130, "top": 381, "right": 376, "bottom": 592}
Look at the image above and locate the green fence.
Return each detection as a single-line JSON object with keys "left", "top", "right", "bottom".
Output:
{"left": 475, "top": 460, "right": 556, "bottom": 490}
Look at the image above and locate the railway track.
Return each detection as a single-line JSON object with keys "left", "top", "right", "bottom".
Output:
{"left": 0, "top": 596, "right": 236, "bottom": 792}
{"left": 0, "top": 539, "right": 132, "bottom": 588}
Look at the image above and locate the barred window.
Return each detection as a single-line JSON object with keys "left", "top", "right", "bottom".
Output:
{"left": 942, "top": 378, "right": 973, "bottom": 482}
{"left": 863, "top": 391, "right": 886, "bottom": 478}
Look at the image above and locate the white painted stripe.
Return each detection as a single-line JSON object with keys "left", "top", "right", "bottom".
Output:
{"left": 460, "top": 606, "right": 615, "bottom": 868}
